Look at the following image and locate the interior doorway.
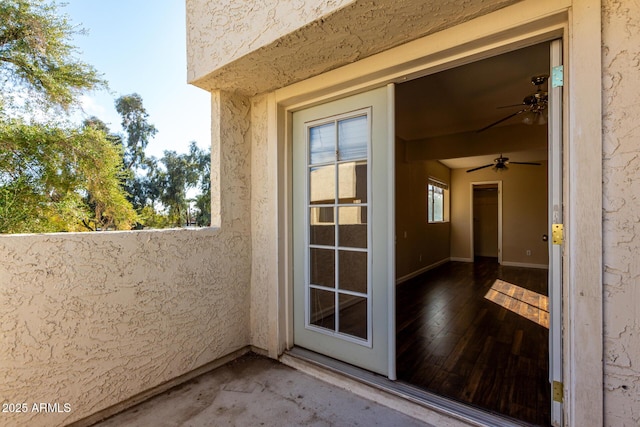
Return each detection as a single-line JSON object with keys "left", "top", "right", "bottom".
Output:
{"left": 394, "top": 41, "right": 555, "bottom": 426}
{"left": 471, "top": 182, "right": 502, "bottom": 263}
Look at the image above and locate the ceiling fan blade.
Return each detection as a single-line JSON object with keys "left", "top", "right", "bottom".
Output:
{"left": 466, "top": 164, "right": 494, "bottom": 173}
{"left": 497, "top": 103, "right": 526, "bottom": 109}
{"left": 510, "top": 161, "right": 542, "bottom": 166}
{"left": 476, "top": 109, "right": 527, "bottom": 132}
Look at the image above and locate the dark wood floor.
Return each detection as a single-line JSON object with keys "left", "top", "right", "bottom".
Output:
{"left": 396, "top": 257, "right": 550, "bottom": 426}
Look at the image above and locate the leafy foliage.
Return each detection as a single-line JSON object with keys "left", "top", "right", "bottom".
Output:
{"left": 193, "top": 149, "right": 211, "bottom": 227}
{"left": 0, "top": 0, "right": 135, "bottom": 234}
{"left": 0, "top": 119, "right": 137, "bottom": 233}
{"left": 115, "top": 94, "right": 157, "bottom": 169}
{"left": 0, "top": 2, "right": 211, "bottom": 234}
{"left": 0, "top": 0, "right": 105, "bottom": 112}
{"left": 147, "top": 142, "right": 210, "bottom": 228}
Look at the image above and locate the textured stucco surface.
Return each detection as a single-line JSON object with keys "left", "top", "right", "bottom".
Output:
{"left": 186, "top": 0, "right": 520, "bottom": 95}
{"left": 186, "top": 0, "right": 354, "bottom": 83}
{"left": 5, "top": 0, "right": 639, "bottom": 425}
{"left": 0, "top": 90, "right": 253, "bottom": 427}
{"left": 602, "top": 1, "right": 640, "bottom": 425}
{"left": 249, "top": 94, "right": 276, "bottom": 353}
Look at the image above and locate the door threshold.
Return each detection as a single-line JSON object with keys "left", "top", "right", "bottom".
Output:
{"left": 282, "top": 347, "right": 538, "bottom": 427}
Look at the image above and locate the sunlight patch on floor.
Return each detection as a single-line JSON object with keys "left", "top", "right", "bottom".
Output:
{"left": 485, "top": 279, "right": 549, "bottom": 328}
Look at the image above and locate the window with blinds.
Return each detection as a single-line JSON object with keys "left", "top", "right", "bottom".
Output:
{"left": 427, "top": 178, "right": 449, "bottom": 223}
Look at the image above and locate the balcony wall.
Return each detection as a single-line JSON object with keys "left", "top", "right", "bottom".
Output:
{"left": 0, "top": 90, "right": 253, "bottom": 427}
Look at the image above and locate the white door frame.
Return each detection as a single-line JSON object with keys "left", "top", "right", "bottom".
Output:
{"left": 469, "top": 181, "right": 503, "bottom": 264}
{"left": 548, "top": 38, "right": 564, "bottom": 426}
{"left": 274, "top": 1, "right": 602, "bottom": 424}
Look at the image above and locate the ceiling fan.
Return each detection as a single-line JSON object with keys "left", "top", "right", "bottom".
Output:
{"left": 466, "top": 154, "right": 541, "bottom": 173}
{"left": 477, "top": 75, "right": 549, "bottom": 132}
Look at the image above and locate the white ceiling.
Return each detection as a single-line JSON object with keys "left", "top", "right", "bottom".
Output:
{"left": 439, "top": 149, "right": 547, "bottom": 169}
{"left": 395, "top": 41, "right": 551, "bottom": 169}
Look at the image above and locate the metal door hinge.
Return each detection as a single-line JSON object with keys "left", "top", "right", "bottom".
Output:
{"left": 552, "top": 65, "right": 564, "bottom": 87}
{"left": 552, "top": 224, "right": 564, "bottom": 245}
{"left": 553, "top": 381, "right": 564, "bottom": 403}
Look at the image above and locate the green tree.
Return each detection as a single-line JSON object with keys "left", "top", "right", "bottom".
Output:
{"left": 153, "top": 142, "right": 208, "bottom": 227}
{"left": 113, "top": 93, "right": 159, "bottom": 228}
{"left": 115, "top": 94, "right": 157, "bottom": 170}
{"left": 0, "top": 0, "right": 105, "bottom": 112}
{"left": 0, "top": 119, "right": 137, "bottom": 233}
{"left": 0, "top": 0, "right": 136, "bottom": 233}
{"left": 193, "top": 147, "right": 211, "bottom": 226}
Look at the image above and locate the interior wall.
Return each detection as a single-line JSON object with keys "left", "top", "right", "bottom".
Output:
{"left": 450, "top": 161, "right": 548, "bottom": 266}
{"left": 395, "top": 139, "right": 451, "bottom": 281}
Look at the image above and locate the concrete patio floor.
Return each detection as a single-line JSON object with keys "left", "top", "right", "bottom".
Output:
{"left": 91, "top": 353, "right": 433, "bottom": 427}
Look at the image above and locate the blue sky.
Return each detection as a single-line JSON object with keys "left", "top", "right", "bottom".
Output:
{"left": 62, "top": 0, "right": 211, "bottom": 158}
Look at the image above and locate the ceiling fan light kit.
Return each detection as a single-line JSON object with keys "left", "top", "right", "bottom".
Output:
{"left": 477, "top": 75, "right": 549, "bottom": 132}
{"left": 522, "top": 111, "right": 547, "bottom": 125}
{"left": 467, "top": 74, "right": 548, "bottom": 173}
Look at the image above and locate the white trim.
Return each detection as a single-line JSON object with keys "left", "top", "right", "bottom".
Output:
{"left": 501, "top": 261, "right": 549, "bottom": 269}
{"left": 469, "top": 181, "right": 503, "bottom": 264}
{"left": 564, "top": 3, "right": 603, "bottom": 424}
{"left": 548, "top": 37, "right": 564, "bottom": 426}
{"left": 386, "top": 83, "right": 397, "bottom": 381}
{"left": 395, "top": 258, "right": 450, "bottom": 285}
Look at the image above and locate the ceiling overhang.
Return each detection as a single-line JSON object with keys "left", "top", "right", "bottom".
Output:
{"left": 189, "top": 0, "right": 521, "bottom": 96}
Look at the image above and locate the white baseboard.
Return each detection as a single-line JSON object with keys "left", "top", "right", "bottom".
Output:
{"left": 396, "top": 258, "right": 450, "bottom": 284}
{"left": 501, "top": 261, "right": 549, "bottom": 269}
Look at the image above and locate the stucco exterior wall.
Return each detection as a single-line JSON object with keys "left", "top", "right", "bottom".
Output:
{"left": 602, "top": 1, "right": 640, "bottom": 424}
{"left": 185, "top": 0, "right": 354, "bottom": 84}
{"left": 5, "top": 0, "right": 636, "bottom": 425}
{"left": 0, "top": 90, "right": 253, "bottom": 427}
{"left": 249, "top": 94, "right": 276, "bottom": 353}
{"left": 186, "top": 0, "right": 521, "bottom": 95}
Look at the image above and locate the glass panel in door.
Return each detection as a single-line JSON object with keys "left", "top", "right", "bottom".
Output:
{"left": 307, "top": 113, "right": 370, "bottom": 343}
